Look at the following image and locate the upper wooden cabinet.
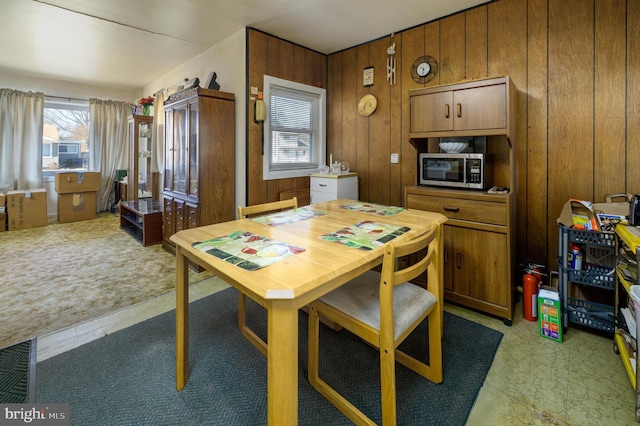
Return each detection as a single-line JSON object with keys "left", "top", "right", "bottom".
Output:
{"left": 162, "top": 87, "right": 235, "bottom": 253}
{"left": 409, "top": 76, "right": 516, "bottom": 144}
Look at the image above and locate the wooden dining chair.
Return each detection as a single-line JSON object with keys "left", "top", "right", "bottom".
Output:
{"left": 307, "top": 223, "right": 442, "bottom": 425}
{"left": 236, "top": 197, "right": 298, "bottom": 356}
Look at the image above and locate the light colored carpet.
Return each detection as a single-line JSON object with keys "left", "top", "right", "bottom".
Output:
{"left": 0, "top": 213, "right": 213, "bottom": 348}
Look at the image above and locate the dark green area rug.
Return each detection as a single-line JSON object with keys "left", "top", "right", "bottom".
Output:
{"left": 0, "top": 339, "right": 36, "bottom": 403}
{"left": 36, "top": 287, "right": 502, "bottom": 425}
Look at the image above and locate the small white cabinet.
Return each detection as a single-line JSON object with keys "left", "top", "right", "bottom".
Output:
{"left": 310, "top": 173, "right": 358, "bottom": 204}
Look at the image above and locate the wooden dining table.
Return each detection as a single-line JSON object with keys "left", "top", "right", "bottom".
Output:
{"left": 170, "top": 199, "right": 447, "bottom": 425}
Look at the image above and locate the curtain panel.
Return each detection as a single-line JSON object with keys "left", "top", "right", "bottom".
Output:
{"left": 151, "top": 90, "right": 166, "bottom": 175}
{"left": 0, "top": 89, "right": 44, "bottom": 194}
{"left": 89, "top": 99, "right": 131, "bottom": 212}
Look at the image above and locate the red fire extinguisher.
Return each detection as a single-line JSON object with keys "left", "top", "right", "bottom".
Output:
{"left": 523, "top": 262, "right": 544, "bottom": 322}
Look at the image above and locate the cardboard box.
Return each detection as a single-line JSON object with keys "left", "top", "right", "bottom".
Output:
{"left": 558, "top": 197, "right": 630, "bottom": 231}
{"left": 557, "top": 199, "right": 599, "bottom": 230}
{"left": 0, "top": 212, "right": 5, "bottom": 232}
{"left": 57, "top": 192, "right": 97, "bottom": 223}
{"left": 539, "top": 285, "right": 563, "bottom": 343}
{"left": 7, "top": 189, "right": 47, "bottom": 230}
{"left": 55, "top": 172, "right": 100, "bottom": 194}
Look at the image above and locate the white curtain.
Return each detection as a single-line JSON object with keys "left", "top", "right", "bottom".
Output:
{"left": 151, "top": 90, "right": 166, "bottom": 186}
{"left": 89, "top": 98, "right": 131, "bottom": 212}
{"left": 0, "top": 89, "right": 44, "bottom": 194}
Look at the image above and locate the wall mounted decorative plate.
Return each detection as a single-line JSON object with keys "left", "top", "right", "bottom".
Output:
{"left": 358, "top": 94, "right": 377, "bottom": 117}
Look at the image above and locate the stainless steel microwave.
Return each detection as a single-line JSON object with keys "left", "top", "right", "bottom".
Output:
{"left": 419, "top": 153, "right": 491, "bottom": 190}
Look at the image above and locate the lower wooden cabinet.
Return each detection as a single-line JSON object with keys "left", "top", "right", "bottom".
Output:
{"left": 163, "top": 195, "right": 205, "bottom": 271}
{"left": 405, "top": 185, "right": 515, "bottom": 324}
{"left": 443, "top": 224, "right": 510, "bottom": 310}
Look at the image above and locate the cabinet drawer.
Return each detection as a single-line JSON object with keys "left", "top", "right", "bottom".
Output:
{"left": 407, "top": 194, "right": 506, "bottom": 225}
{"left": 311, "top": 177, "right": 338, "bottom": 194}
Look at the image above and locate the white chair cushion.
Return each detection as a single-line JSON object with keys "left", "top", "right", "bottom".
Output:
{"left": 319, "top": 270, "right": 437, "bottom": 341}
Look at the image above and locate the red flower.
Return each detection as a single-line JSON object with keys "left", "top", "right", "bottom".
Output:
{"left": 137, "top": 95, "right": 155, "bottom": 106}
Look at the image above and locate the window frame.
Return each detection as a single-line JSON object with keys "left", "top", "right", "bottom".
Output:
{"left": 262, "top": 75, "right": 326, "bottom": 180}
{"left": 42, "top": 99, "right": 90, "bottom": 181}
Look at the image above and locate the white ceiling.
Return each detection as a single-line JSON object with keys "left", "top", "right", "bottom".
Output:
{"left": 0, "top": 0, "right": 488, "bottom": 90}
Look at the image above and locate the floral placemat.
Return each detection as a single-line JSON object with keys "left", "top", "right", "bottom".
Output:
{"left": 320, "top": 220, "right": 410, "bottom": 250}
{"left": 340, "top": 202, "right": 405, "bottom": 216}
{"left": 192, "top": 231, "right": 305, "bottom": 271}
{"left": 251, "top": 207, "right": 326, "bottom": 227}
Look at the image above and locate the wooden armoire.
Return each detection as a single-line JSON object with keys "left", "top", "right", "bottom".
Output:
{"left": 162, "top": 87, "right": 235, "bottom": 254}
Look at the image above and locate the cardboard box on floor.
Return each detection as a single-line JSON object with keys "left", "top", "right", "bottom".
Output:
{"left": 55, "top": 172, "right": 100, "bottom": 223}
{"left": 7, "top": 189, "right": 47, "bottom": 230}
{"left": 57, "top": 192, "right": 97, "bottom": 223}
{"left": 55, "top": 172, "right": 100, "bottom": 194}
{"left": 539, "top": 285, "right": 563, "bottom": 343}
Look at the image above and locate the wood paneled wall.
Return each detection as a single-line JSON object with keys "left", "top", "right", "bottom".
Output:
{"left": 325, "top": 0, "right": 640, "bottom": 269}
{"left": 246, "top": 28, "right": 327, "bottom": 206}
{"left": 246, "top": 0, "right": 640, "bottom": 269}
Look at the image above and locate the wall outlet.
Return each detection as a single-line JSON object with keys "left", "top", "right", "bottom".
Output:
{"left": 390, "top": 153, "right": 400, "bottom": 163}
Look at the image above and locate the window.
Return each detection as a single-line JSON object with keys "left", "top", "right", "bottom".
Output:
{"left": 42, "top": 100, "right": 90, "bottom": 179}
{"left": 263, "top": 76, "right": 326, "bottom": 180}
{"left": 59, "top": 144, "right": 79, "bottom": 154}
{"left": 42, "top": 144, "right": 52, "bottom": 158}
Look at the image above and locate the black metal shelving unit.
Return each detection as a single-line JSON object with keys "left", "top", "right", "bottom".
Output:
{"left": 557, "top": 224, "right": 617, "bottom": 333}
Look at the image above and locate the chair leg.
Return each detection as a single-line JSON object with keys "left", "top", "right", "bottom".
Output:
{"left": 427, "top": 303, "right": 443, "bottom": 383}
{"left": 308, "top": 305, "right": 376, "bottom": 426}
{"left": 307, "top": 305, "right": 320, "bottom": 385}
{"left": 379, "top": 343, "right": 397, "bottom": 426}
{"left": 238, "top": 292, "right": 268, "bottom": 356}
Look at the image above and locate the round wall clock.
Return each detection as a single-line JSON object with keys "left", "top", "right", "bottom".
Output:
{"left": 410, "top": 55, "right": 438, "bottom": 84}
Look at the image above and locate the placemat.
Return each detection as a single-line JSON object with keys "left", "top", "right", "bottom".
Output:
{"left": 193, "top": 231, "right": 305, "bottom": 270}
{"left": 320, "top": 220, "right": 410, "bottom": 250}
{"left": 251, "top": 207, "right": 326, "bottom": 226}
{"left": 340, "top": 202, "right": 405, "bottom": 216}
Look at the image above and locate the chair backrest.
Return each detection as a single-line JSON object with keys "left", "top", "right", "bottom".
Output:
{"left": 237, "top": 197, "right": 298, "bottom": 218}
{"left": 380, "top": 223, "right": 437, "bottom": 289}
{"left": 377, "top": 224, "right": 438, "bottom": 338}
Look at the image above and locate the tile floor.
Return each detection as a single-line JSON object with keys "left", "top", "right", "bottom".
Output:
{"left": 38, "top": 282, "right": 638, "bottom": 425}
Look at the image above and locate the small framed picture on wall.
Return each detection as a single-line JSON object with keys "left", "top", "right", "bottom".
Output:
{"left": 363, "top": 66, "right": 374, "bottom": 87}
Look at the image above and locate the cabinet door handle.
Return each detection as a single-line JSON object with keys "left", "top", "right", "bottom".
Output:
{"left": 445, "top": 104, "right": 450, "bottom": 119}
{"left": 457, "top": 103, "right": 462, "bottom": 118}
{"left": 319, "top": 184, "right": 328, "bottom": 187}
{"left": 444, "top": 249, "right": 449, "bottom": 265}
{"left": 443, "top": 206, "right": 460, "bottom": 212}
{"left": 456, "top": 252, "right": 462, "bottom": 268}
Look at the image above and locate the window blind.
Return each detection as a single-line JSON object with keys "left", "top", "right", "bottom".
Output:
{"left": 268, "top": 85, "right": 320, "bottom": 170}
